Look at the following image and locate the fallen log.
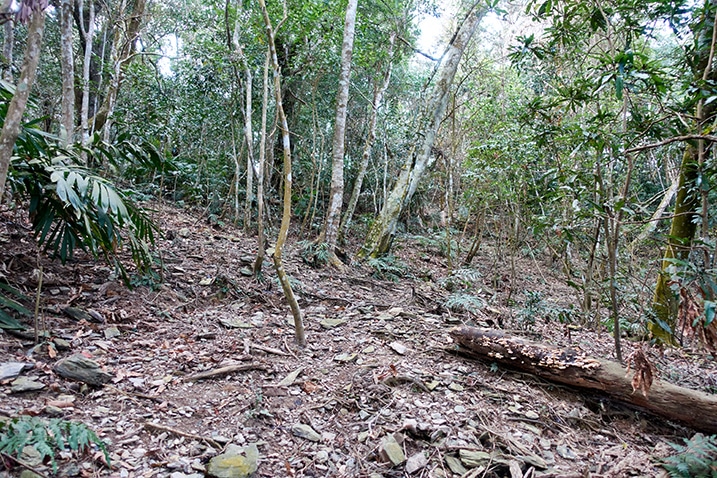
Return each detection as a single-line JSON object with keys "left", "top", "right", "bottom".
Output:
{"left": 450, "top": 326, "right": 717, "bottom": 434}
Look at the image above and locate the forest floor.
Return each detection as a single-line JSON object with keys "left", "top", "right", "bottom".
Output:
{"left": 1, "top": 201, "right": 716, "bottom": 478}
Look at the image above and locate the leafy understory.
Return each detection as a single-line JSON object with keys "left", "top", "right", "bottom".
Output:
{"left": 0, "top": 416, "right": 109, "bottom": 473}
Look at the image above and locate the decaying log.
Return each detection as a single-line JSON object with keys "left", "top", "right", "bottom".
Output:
{"left": 451, "top": 326, "right": 717, "bottom": 434}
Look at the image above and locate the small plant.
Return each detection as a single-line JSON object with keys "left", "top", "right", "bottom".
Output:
{"left": 0, "top": 416, "right": 109, "bottom": 472}
{"left": 516, "top": 290, "right": 546, "bottom": 327}
{"left": 0, "top": 281, "right": 31, "bottom": 330}
{"left": 660, "top": 433, "right": 717, "bottom": 478}
{"left": 440, "top": 268, "right": 482, "bottom": 292}
{"left": 366, "top": 255, "right": 409, "bottom": 281}
{"left": 444, "top": 292, "right": 484, "bottom": 315}
{"left": 298, "top": 240, "right": 329, "bottom": 268}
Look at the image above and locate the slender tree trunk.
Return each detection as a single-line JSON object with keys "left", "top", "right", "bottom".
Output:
{"left": 0, "top": 8, "right": 45, "bottom": 204}
{"left": 78, "top": 0, "right": 95, "bottom": 149}
{"left": 2, "top": 3, "right": 14, "bottom": 82}
{"left": 258, "top": 0, "right": 305, "bottom": 346}
{"left": 89, "top": 0, "right": 146, "bottom": 136}
{"left": 358, "top": 5, "right": 487, "bottom": 259}
{"left": 339, "top": 32, "right": 394, "bottom": 244}
{"left": 253, "top": 48, "right": 270, "bottom": 279}
{"left": 59, "top": 0, "right": 75, "bottom": 146}
{"left": 320, "top": 0, "right": 358, "bottom": 267}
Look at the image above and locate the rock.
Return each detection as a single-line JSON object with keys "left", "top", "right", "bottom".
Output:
{"left": 178, "top": 228, "right": 191, "bottom": 238}
{"left": 240, "top": 268, "right": 253, "bottom": 277}
{"left": 44, "top": 405, "right": 65, "bottom": 417}
{"left": 104, "top": 326, "right": 120, "bottom": 339}
{"left": 10, "top": 376, "right": 45, "bottom": 393}
{"left": 219, "top": 318, "right": 253, "bottom": 329}
{"left": 405, "top": 452, "right": 428, "bottom": 474}
{"left": 459, "top": 449, "right": 491, "bottom": 468}
{"left": 315, "top": 450, "right": 329, "bottom": 463}
{"left": 53, "top": 338, "right": 71, "bottom": 349}
{"left": 378, "top": 434, "right": 405, "bottom": 466}
{"left": 525, "top": 410, "right": 539, "bottom": 419}
{"left": 445, "top": 455, "right": 467, "bottom": 475}
{"left": 291, "top": 424, "right": 321, "bottom": 442}
{"left": 20, "top": 470, "right": 43, "bottom": 478}
{"left": 556, "top": 444, "right": 577, "bottom": 460}
{"left": 0, "top": 362, "right": 32, "bottom": 380}
{"left": 63, "top": 307, "right": 102, "bottom": 323}
{"left": 320, "top": 318, "right": 346, "bottom": 329}
{"left": 206, "top": 443, "right": 258, "bottom": 478}
{"left": 448, "top": 382, "right": 464, "bottom": 392}
{"left": 389, "top": 342, "right": 407, "bottom": 355}
{"left": 333, "top": 352, "right": 357, "bottom": 363}
{"left": 54, "top": 354, "right": 112, "bottom": 386}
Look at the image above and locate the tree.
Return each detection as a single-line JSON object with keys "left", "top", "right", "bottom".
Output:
{"left": 59, "top": 0, "right": 75, "bottom": 146}
{"left": 651, "top": 0, "right": 717, "bottom": 343}
{"left": 359, "top": 2, "right": 488, "bottom": 258}
{"left": 257, "top": 0, "right": 305, "bottom": 346}
{"left": 319, "top": 0, "right": 358, "bottom": 268}
{"left": 0, "top": 1, "right": 47, "bottom": 203}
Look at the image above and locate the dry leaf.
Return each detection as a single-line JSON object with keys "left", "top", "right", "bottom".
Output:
{"left": 625, "top": 346, "right": 656, "bottom": 398}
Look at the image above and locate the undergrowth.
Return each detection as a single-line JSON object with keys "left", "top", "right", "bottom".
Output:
{"left": 0, "top": 416, "right": 109, "bottom": 473}
{"left": 367, "top": 255, "right": 409, "bottom": 281}
{"left": 660, "top": 433, "right": 717, "bottom": 478}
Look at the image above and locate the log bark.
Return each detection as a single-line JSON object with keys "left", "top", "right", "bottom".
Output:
{"left": 451, "top": 326, "right": 717, "bottom": 434}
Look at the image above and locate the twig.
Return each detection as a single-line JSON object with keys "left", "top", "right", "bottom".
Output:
{"left": 105, "top": 385, "right": 174, "bottom": 406}
{"left": 282, "top": 336, "right": 300, "bottom": 360}
{"left": 144, "top": 422, "right": 223, "bottom": 449}
{"left": 250, "top": 342, "right": 288, "bottom": 356}
{"left": 183, "top": 363, "right": 266, "bottom": 382}
{"left": 33, "top": 261, "right": 43, "bottom": 344}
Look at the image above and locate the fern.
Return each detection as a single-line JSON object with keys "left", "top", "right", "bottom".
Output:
{"left": 661, "top": 434, "right": 717, "bottom": 478}
{"left": 444, "top": 292, "right": 484, "bottom": 315}
{"left": 440, "top": 268, "right": 482, "bottom": 292}
{"left": 0, "top": 416, "right": 109, "bottom": 473}
{"left": 367, "top": 255, "right": 409, "bottom": 281}
{"left": 298, "top": 240, "right": 329, "bottom": 268}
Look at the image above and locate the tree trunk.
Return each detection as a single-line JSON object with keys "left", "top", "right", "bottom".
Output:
{"left": 339, "top": 32, "right": 394, "bottom": 244}
{"left": 2, "top": 2, "right": 14, "bottom": 82}
{"left": 321, "top": 0, "right": 358, "bottom": 267}
{"left": 0, "top": 8, "right": 46, "bottom": 204}
{"left": 651, "top": 1, "right": 717, "bottom": 343}
{"left": 358, "top": 4, "right": 487, "bottom": 259}
{"left": 59, "top": 0, "right": 75, "bottom": 146}
{"left": 651, "top": 146, "right": 700, "bottom": 343}
{"left": 78, "top": 0, "right": 95, "bottom": 149}
{"left": 253, "top": 48, "right": 270, "bottom": 279}
{"left": 88, "top": 0, "right": 146, "bottom": 136}
{"left": 258, "top": 0, "right": 305, "bottom": 346}
{"left": 451, "top": 326, "right": 717, "bottom": 434}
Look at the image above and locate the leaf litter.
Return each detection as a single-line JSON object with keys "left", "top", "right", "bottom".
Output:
{"left": 0, "top": 202, "right": 715, "bottom": 477}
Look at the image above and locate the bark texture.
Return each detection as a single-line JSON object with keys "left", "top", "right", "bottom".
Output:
{"left": 451, "top": 326, "right": 717, "bottom": 434}
{"left": 359, "top": 5, "right": 487, "bottom": 258}
{"left": 339, "top": 32, "right": 394, "bottom": 244}
{"left": 258, "top": 0, "right": 305, "bottom": 346}
{"left": 322, "top": 0, "right": 358, "bottom": 266}
{"left": 0, "top": 9, "right": 45, "bottom": 204}
{"left": 59, "top": 0, "right": 75, "bottom": 146}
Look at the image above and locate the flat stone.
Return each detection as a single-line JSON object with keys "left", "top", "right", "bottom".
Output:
{"left": 104, "top": 326, "right": 121, "bottom": 339}
{"left": 448, "top": 382, "right": 464, "bottom": 392}
{"left": 405, "top": 452, "right": 428, "bottom": 474}
{"left": 53, "top": 338, "right": 71, "bottom": 349}
{"left": 389, "top": 342, "right": 407, "bottom": 355}
{"left": 320, "top": 318, "right": 346, "bottom": 329}
{"left": 219, "top": 318, "right": 253, "bottom": 329}
{"left": 556, "top": 445, "right": 576, "bottom": 460}
{"left": 11, "top": 376, "right": 45, "bottom": 393}
{"left": 44, "top": 405, "right": 65, "bottom": 417}
{"left": 378, "top": 434, "right": 405, "bottom": 466}
{"left": 459, "top": 449, "right": 491, "bottom": 468}
{"left": 445, "top": 455, "right": 467, "bottom": 475}
{"left": 239, "top": 268, "right": 253, "bottom": 277}
{"left": 0, "top": 362, "right": 32, "bottom": 381}
{"left": 333, "top": 353, "right": 357, "bottom": 363}
{"left": 54, "top": 354, "right": 112, "bottom": 386}
{"left": 291, "top": 424, "right": 321, "bottom": 442}
{"left": 206, "top": 443, "right": 258, "bottom": 478}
